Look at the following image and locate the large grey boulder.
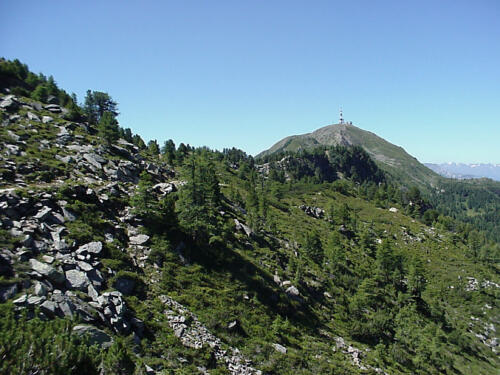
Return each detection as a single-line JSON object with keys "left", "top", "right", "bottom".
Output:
{"left": 44, "top": 104, "right": 62, "bottom": 113}
{"left": 83, "top": 153, "right": 104, "bottom": 169}
{"left": 0, "top": 96, "right": 19, "bottom": 111}
{"left": 76, "top": 241, "right": 103, "bottom": 255}
{"left": 34, "top": 206, "right": 52, "bottom": 220}
{"left": 73, "top": 325, "right": 113, "bottom": 349}
{"left": 65, "top": 269, "right": 90, "bottom": 290}
{"left": 152, "top": 183, "right": 176, "bottom": 195}
{"left": 129, "top": 234, "right": 149, "bottom": 245}
{"left": 40, "top": 300, "right": 57, "bottom": 316}
{"left": 29, "top": 259, "right": 65, "bottom": 284}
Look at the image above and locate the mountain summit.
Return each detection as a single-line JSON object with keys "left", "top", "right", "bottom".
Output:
{"left": 257, "top": 123, "right": 440, "bottom": 189}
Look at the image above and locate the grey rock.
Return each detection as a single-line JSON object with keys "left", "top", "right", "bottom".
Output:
{"left": 299, "top": 205, "right": 325, "bottom": 219}
{"left": 42, "top": 255, "right": 54, "bottom": 263}
{"left": 34, "top": 282, "right": 48, "bottom": 296}
{"left": 234, "top": 219, "right": 253, "bottom": 237}
{"left": 83, "top": 153, "right": 104, "bottom": 169}
{"left": 129, "top": 234, "right": 150, "bottom": 245}
{"left": 34, "top": 206, "right": 52, "bottom": 220}
{"left": 88, "top": 284, "right": 99, "bottom": 301}
{"left": 62, "top": 207, "right": 77, "bottom": 221}
{"left": 72, "top": 325, "right": 113, "bottom": 348}
{"left": 27, "top": 112, "right": 40, "bottom": 122}
{"left": 7, "top": 130, "right": 20, "bottom": 142}
{"left": 0, "top": 96, "right": 19, "bottom": 111}
{"left": 29, "top": 259, "right": 65, "bottom": 284}
{"left": 58, "top": 300, "right": 75, "bottom": 317}
{"left": 272, "top": 343, "right": 287, "bottom": 354}
{"left": 13, "top": 294, "right": 28, "bottom": 305}
{"left": 53, "top": 239, "right": 70, "bottom": 252}
{"left": 285, "top": 285, "right": 300, "bottom": 297}
{"left": 152, "top": 183, "right": 176, "bottom": 195}
{"left": 77, "top": 241, "right": 103, "bottom": 255}
{"left": 27, "top": 295, "right": 46, "bottom": 305}
{"left": 77, "top": 261, "right": 93, "bottom": 272}
{"left": 5, "top": 144, "right": 21, "bottom": 156}
{"left": 65, "top": 269, "right": 90, "bottom": 290}
{"left": 42, "top": 115, "right": 53, "bottom": 123}
{"left": 40, "top": 300, "right": 57, "bottom": 316}
{"left": 55, "top": 155, "right": 74, "bottom": 164}
{"left": 44, "top": 104, "right": 62, "bottom": 113}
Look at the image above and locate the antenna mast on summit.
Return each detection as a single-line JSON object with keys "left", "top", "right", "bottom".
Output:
{"left": 339, "top": 107, "right": 344, "bottom": 124}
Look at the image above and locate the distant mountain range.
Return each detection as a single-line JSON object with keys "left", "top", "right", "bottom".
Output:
{"left": 424, "top": 163, "right": 500, "bottom": 181}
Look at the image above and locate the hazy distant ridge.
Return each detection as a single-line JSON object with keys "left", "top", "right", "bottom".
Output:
{"left": 424, "top": 163, "right": 500, "bottom": 181}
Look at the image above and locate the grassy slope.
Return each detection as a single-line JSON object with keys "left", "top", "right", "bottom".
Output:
{"left": 1, "top": 92, "right": 499, "bottom": 374}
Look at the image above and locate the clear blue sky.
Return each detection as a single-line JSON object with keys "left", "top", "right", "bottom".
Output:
{"left": 1, "top": 0, "right": 499, "bottom": 163}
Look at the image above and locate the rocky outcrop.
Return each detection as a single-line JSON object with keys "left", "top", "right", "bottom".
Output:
{"left": 160, "top": 295, "right": 261, "bottom": 375}
{"left": 299, "top": 205, "right": 325, "bottom": 219}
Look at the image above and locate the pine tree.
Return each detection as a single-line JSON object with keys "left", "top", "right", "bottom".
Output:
{"left": 304, "top": 231, "right": 324, "bottom": 265}
{"left": 162, "top": 139, "right": 176, "bottom": 164}
{"left": 97, "top": 111, "right": 120, "bottom": 144}
{"left": 177, "top": 154, "right": 221, "bottom": 242}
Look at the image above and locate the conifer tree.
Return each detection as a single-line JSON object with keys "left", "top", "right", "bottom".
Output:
{"left": 97, "top": 111, "right": 120, "bottom": 144}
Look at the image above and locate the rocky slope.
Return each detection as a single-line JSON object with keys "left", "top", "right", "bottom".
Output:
{"left": 0, "top": 93, "right": 264, "bottom": 374}
{"left": 1, "top": 87, "right": 499, "bottom": 374}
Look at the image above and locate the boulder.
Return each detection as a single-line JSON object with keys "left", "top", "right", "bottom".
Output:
{"left": 77, "top": 241, "right": 103, "bottom": 255}
{"left": 0, "top": 96, "right": 19, "bottom": 111}
{"left": 44, "top": 104, "right": 62, "bottom": 113}
{"left": 285, "top": 285, "right": 300, "bottom": 297}
{"left": 152, "top": 183, "right": 176, "bottom": 195}
{"left": 83, "top": 153, "right": 105, "bottom": 169}
{"left": 62, "top": 207, "right": 77, "bottom": 221}
{"left": 34, "top": 281, "right": 48, "bottom": 296}
{"left": 42, "top": 116, "right": 53, "bottom": 123}
{"left": 29, "top": 259, "right": 65, "bottom": 284}
{"left": 34, "top": 206, "right": 52, "bottom": 220}
{"left": 40, "top": 300, "right": 57, "bottom": 316}
{"left": 72, "top": 325, "right": 113, "bottom": 349}
{"left": 129, "top": 234, "right": 150, "bottom": 245}
{"left": 27, "top": 112, "right": 40, "bottom": 122}
{"left": 272, "top": 343, "right": 287, "bottom": 354}
{"left": 77, "top": 261, "right": 93, "bottom": 272}
{"left": 65, "top": 269, "right": 90, "bottom": 290}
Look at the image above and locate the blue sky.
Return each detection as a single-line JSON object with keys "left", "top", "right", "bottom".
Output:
{"left": 1, "top": 0, "right": 499, "bottom": 163}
